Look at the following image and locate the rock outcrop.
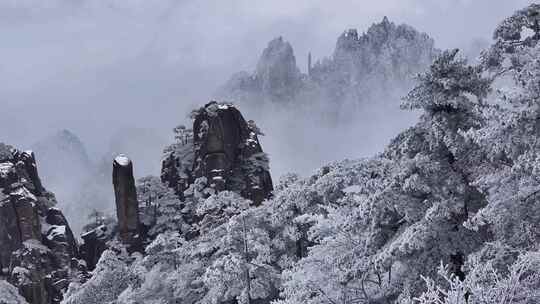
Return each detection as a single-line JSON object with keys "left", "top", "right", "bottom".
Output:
{"left": 112, "top": 155, "right": 142, "bottom": 252}
{"left": 161, "top": 102, "right": 273, "bottom": 204}
{"left": 79, "top": 224, "right": 114, "bottom": 271}
{"left": 219, "top": 37, "right": 302, "bottom": 103}
{"left": 0, "top": 143, "right": 79, "bottom": 304}
{"left": 161, "top": 137, "right": 194, "bottom": 201}
{"left": 255, "top": 37, "right": 302, "bottom": 101}
{"left": 77, "top": 155, "right": 141, "bottom": 270}
{"left": 75, "top": 155, "right": 139, "bottom": 271}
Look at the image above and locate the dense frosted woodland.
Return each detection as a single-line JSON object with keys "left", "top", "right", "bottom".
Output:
{"left": 3, "top": 3, "right": 540, "bottom": 304}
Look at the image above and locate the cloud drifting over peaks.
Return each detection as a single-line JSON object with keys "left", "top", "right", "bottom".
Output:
{"left": 0, "top": 0, "right": 534, "bottom": 164}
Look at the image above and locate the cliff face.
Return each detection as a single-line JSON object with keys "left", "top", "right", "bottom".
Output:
{"left": 161, "top": 102, "right": 273, "bottom": 204}
{"left": 0, "top": 143, "right": 79, "bottom": 304}
{"left": 192, "top": 102, "right": 273, "bottom": 203}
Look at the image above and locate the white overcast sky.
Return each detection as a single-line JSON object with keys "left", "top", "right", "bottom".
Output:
{"left": 0, "top": 0, "right": 534, "bottom": 154}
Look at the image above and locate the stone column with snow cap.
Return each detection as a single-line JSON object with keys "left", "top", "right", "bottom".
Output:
{"left": 112, "top": 154, "right": 141, "bottom": 252}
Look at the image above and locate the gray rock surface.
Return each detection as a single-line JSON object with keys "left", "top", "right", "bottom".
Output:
{"left": 0, "top": 143, "right": 78, "bottom": 304}
{"left": 112, "top": 155, "right": 142, "bottom": 252}
{"left": 161, "top": 102, "right": 273, "bottom": 204}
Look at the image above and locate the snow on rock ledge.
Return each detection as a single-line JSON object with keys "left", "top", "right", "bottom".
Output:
{"left": 114, "top": 154, "right": 131, "bottom": 167}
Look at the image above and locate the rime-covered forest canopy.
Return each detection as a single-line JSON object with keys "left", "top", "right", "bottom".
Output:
{"left": 2, "top": 3, "right": 540, "bottom": 304}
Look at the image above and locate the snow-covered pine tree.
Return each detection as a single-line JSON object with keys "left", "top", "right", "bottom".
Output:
{"left": 464, "top": 3, "right": 540, "bottom": 250}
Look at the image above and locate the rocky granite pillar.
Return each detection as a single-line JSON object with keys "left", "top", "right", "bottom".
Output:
{"left": 112, "top": 154, "right": 141, "bottom": 252}
{"left": 191, "top": 102, "right": 273, "bottom": 204}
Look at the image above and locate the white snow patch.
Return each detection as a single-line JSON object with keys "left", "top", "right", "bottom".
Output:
{"left": 46, "top": 225, "right": 66, "bottom": 240}
{"left": 11, "top": 266, "right": 29, "bottom": 276}
{"left": 522, "top": 27, "right": 535, "bottom": 40}
{"left": 114, "top": 154, "right": 131, "bottom": 166}
{"left": 10, "top": 186, "right": 37, "bottom": 202}
{"left": 81, "top": 230, "right": 93, "bottom": 238}
{"left": 0, "top": 162, "right": 13, "bottom": 177}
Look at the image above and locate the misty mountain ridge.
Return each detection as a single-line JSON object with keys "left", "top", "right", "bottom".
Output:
{"left": 215, "top": 17, "right": 432, "bottom": 178}
{"left": 219, "top": 17, "right": 438, "bottom": 119}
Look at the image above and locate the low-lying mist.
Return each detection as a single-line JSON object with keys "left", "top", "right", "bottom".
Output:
{"left": 236, "top": 93, "right": 419, "bottom": 180}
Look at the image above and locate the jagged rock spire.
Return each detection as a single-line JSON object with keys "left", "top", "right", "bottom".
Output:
{"left": 112, "top": 154, "right": 141, "bottom": 251}
{"left": 192, "top": 102, "right": 273, "bottom": 203}
{"left": 255, "top": 37, "right": 301, "bottom": 102}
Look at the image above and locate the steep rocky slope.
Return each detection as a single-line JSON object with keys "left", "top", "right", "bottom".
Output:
{"left": 0, "top": 143, "right": 80, "bottom": 304}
